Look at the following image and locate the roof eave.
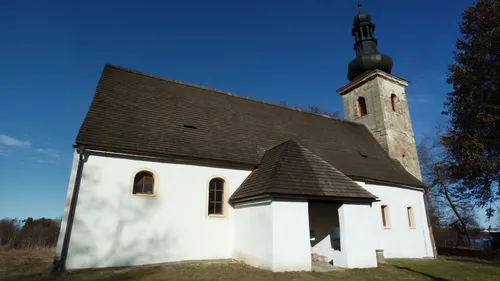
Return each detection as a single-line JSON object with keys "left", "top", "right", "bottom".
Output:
{"left": 336, "top": 69, "right": 410, "bottom": 95}
{"left": 349, "top": 175, "right": 425, "bottom": 190}
{"left": 229, "top": 192, "right": 377, "bottom": 206}
{"left": 76, "top": 143, "right": 258, "bottom": 170}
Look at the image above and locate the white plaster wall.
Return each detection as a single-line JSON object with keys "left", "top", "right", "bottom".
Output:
{"left": 271, "top": 200, "right": 311, "bottom": 272}
{"left": 233, "top": 200, "right": 274, "bottom": 270}
{"left": 337, "top": 202, "right": 378, "bottom": 268}
{"left": 55, "top": 151, "right": 79, "bottom": 258}
{"left": 360, "top": 181, "right": 434, "bottom": 258}
{"left": 59, "top": 152, "right": 251, "bottom": 269}
{"left": 233, "top": 200, "right": 311, "bottom": 272}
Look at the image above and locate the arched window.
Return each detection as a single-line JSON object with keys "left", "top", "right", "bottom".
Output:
{"left": 390, "top": 94, "right": 397, "bottom": 112}
{"left": 133, "top": 171, "right": 154, "bottom": 195}
{"left": 357, "top": 96, "right": 367, "bottom": 117}
{"left": 208, "top": 178, "right": 224, "bottom": 215}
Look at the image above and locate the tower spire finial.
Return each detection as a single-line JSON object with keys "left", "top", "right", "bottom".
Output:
{"left": 347, "top": 3, "right": 394, "bottom": 81}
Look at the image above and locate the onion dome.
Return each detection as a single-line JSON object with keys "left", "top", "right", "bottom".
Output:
{"left": 347, "top": 3, "right": 393, "bottom": 81}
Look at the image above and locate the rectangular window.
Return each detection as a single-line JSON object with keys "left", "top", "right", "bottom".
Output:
{"left": 407, "top": 206, "right": 415, "bottom": 228}
{"left": 381, "top": 205, "right": 390, "bottom": 228}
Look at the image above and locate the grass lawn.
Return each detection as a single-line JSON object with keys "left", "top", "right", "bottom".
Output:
{"left": 1, "top": 249, "right": 500, "bottom": 281}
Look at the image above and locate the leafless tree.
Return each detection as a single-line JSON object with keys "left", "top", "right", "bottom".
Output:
{"left": 418, "top": 128, "right": 479, "bottom": 247}
{"left": 280, "top": 102, "right": 340, "bottom": 118}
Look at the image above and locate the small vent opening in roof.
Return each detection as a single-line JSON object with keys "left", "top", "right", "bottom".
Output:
{"left": 358, "top": 150, "right": 368, "bottom": 158}
{"left": 183, "top": 125, "right": 197, "bottom": 129}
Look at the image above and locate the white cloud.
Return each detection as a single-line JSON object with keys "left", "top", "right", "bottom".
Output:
{"left": 0, "top": 134, "right": 31, "bottom": 147}
{"left": 34, "top": 147, "right": 61, "bottom": 162}
{"left": 0, "top": 134, "right": 61, "bottom": 163}
{"left": 36, "top": 148, "right": 52, "bottom": 153}
{"left": 36, "top": 148, "right": 60, "bottom": 156}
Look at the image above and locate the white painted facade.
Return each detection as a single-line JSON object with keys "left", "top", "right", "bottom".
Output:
{"left": 271, "top": 200, "right": 311, "bottom": 271}
{"left": 307, "top": 183, "right": 433, "bottom": 268}
{"left": 360, "top": 182, "right": 434, "bottom": 259}
{"left": 56, "top": 151, "right": 251, "bottom": 269}
{"left": 233, "top": 200, "right": 311, "bottom": 272}
{"left": 56, "top": 151, "right": 433, "bottom": 271}
{"left": 233, "top": 201, "right": 274, "bottom": 270}
{"left": 336, "top": 202, "right": 379, "bottom": 268}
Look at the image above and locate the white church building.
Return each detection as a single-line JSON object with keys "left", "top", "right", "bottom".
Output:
{"left": 55, "top": 6, "right": 435, "bottom": 272}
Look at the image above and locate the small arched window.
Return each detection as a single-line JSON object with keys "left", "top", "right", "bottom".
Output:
{"left": 390, "top": 94, "right": 397, "bottom": 112}
{"left": 358, "top": 96, "right": 367, "bottom": 117}
{"left": 133, "top": 171, "right": 154, "bottom": 195}
{"left": 208, "top": 178, "right": 224, "bottom": 215}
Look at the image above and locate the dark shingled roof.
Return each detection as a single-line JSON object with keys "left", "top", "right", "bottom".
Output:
{"left": 76, "top": 64, "right": 424, "bottom": 189}
{"left": 228, "top": 139, "right": 377, "bottom": 204}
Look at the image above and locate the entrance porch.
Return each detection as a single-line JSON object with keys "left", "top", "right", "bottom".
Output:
{"left": 308, "top": 201, "right": 378, "bottom": 268}
{"left": 232, "top": 199, "right": 379, "bottom": 272}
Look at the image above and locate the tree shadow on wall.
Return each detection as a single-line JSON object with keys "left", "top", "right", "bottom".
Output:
{"left": 66, "top": 164, "right": 176, "bottom": 269}
{"left": 4, "top": 160, "right": 177, "bottom": 281}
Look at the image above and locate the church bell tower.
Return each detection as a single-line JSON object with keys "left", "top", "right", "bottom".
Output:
{"left": 336, "top": 3, "right": 422, "bottom": 181}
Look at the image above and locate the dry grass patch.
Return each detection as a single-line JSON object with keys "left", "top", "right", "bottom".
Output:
{"left": 1, "top": 249, "right": 500, "bottom": 280}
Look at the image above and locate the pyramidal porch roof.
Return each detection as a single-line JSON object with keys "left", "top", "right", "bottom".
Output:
{"left": 229, "top": 139, "right": 377, "bottom": 204}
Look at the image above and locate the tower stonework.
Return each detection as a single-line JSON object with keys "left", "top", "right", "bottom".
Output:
{"left": 338, "top": 3, "right": 422, "bottom": 181}
{"left": 337, "top": 71, "right": 422, "bottom": 180}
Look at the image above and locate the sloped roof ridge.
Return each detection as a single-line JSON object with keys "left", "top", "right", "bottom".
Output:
{"left": 279, "top": 139, "right": 361, "bottom": 181}
{"left": 104, "top": 64, "right": 364, "bottom": 127}
{"left": 258, "top": 139, "right": 293, "bottom": 189}
{"left": 272, "top": 139, "right": 293, "bottom": 175}
{"left": 269, "top": 139, "right": 371, "bottom": 191}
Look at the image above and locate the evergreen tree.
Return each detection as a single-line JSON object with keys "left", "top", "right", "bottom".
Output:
{"left": 443, "top": 0, "right": 500, "bottom": 216}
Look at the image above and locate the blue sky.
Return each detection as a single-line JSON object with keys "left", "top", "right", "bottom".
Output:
{"left": 1, "top": 0, "right": 490, "bottom": 225}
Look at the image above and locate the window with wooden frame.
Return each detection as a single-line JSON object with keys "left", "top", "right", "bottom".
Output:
{"left": 381, "top": 205, "right": 390, "bottom": 228}
{"left": 133, "top": 171, "right": 154, "bottom": 195}
{"left": 390, "top": 94, "right": 397, "bottom": 112}
{"left": 407, "top": 206, "right": 416, "bottom": 228}
{"left": 208, "top": 178, "right": 224, "bottom": 216}
{"left": 358, "top": 96, "right": 367, "bottom": 117}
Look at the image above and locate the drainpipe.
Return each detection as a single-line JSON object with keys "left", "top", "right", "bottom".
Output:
{"left": 52, "top": 145, "right": 86, "bottom": 273}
